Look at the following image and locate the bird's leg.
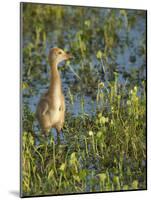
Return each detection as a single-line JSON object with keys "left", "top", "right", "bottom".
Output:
{"left": 56, "top": 128, "right": 66, "bottom": 144}
{"left": 56, "top": 128, "right": 61, "bottom": 144}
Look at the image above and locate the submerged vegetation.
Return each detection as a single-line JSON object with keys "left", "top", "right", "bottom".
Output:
{"left": 21, "top": 3, "right": 146, "bottom": 197}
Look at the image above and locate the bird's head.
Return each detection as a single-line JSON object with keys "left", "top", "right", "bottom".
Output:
{"left": 48, "top": 47, "right": 72, "bottom": 66}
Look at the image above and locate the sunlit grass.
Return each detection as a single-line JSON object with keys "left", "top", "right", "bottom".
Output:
{"left": 22, "top": 80, "right": 146, "bottom": 196}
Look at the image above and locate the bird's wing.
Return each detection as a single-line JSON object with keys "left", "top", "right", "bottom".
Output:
{"left": 38, "top": 99, "right": 49, "bottom": 116}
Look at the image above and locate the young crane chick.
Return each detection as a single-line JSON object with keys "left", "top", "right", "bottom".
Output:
{"left": 36, "top": 47, "right": 72, "bottom": 135}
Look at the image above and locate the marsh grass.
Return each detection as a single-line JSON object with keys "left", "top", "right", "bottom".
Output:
{"left": 22, "top": 79, "right": 146, "bottom": 196}
{"left": 21, "top": 3, "right": 146, "bottom": 197}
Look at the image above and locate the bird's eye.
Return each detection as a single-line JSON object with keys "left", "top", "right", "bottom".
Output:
{"left": 58, "top": 51, "right": 62, "bottom": 55}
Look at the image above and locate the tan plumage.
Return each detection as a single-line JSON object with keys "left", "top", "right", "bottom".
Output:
{"left": 36, "top": 47, "right": 72, "bottom": 135}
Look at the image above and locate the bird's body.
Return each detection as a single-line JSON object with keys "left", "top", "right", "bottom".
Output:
{"left": 36, "top": 47, "right": 71, "bottom": 135}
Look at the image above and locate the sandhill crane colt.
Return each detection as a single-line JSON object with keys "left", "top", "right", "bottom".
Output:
{"left": 36, "top": 47, "right": 72, "bottom": 136}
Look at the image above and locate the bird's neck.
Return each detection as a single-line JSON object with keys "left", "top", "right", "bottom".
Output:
{"left": 48, "top": 62, "right": 62, "bottom": 96}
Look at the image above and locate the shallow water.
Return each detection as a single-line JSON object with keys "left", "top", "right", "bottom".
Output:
{"left": 22, "top": 6, "right": 146, "bottom": 130}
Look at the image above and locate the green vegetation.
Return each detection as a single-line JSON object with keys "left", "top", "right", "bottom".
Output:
{"left": 21, "top": 3, "right": 146, "bottom": 197}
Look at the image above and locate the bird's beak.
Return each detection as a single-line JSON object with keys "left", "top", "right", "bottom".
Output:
{"left": 65, "top": 52, "right": 73, "bottom": 60}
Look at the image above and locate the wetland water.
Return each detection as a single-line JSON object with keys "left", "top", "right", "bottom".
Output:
{"left": 23, "top": 9, "right": 146, "bottom": 117}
